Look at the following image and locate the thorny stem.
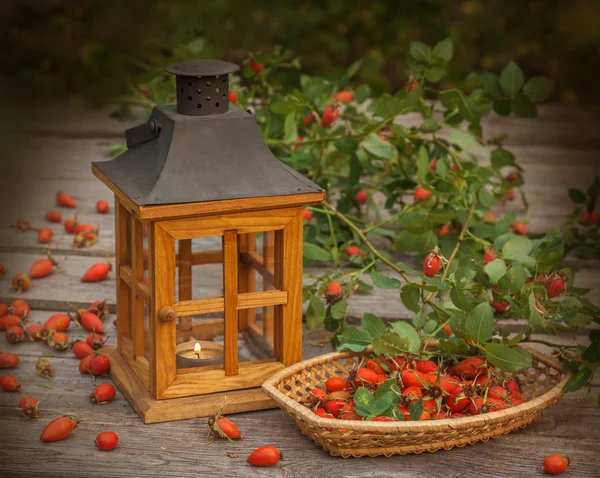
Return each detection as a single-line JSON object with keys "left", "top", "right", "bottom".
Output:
{"left": 322, "top": 201, "right": 450, "bottom": 318}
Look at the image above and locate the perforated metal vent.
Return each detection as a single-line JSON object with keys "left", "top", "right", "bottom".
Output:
{"left": 167, "top": 59, "right": 240, "bottom": 116}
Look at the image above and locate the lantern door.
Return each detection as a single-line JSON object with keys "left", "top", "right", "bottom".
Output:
{"left": 148, "top": 207, "right": 303, "bottom": 400}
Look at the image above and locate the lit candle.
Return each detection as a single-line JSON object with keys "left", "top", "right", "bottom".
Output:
{"left": 176, "top": 340, "right": 224, "bottom": 369}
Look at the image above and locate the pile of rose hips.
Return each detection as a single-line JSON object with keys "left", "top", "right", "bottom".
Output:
{"left": 304, "top": 355, "right": 526, "bottom": 422}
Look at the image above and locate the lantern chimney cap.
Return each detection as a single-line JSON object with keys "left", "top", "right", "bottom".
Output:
{"left": 166, "top": 59, "right": 239, "bottom": 77}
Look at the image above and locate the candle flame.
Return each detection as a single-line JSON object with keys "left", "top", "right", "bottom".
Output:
{"left": 194, "top": 343, "right": 201, "bottom": 353}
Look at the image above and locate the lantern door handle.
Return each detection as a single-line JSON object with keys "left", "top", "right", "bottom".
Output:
{"left": 159, "top": 306, "right": 176, "bottom": 323}
{"left": 125, "top": 119, "right": 162, "bottom": 148}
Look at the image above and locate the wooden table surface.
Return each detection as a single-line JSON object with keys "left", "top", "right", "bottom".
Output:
{"left": 0, "top": 104, "right": 599, "bottom": 477}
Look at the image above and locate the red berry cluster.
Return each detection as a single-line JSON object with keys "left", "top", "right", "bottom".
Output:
{"left": 303, "top": 355, "right": 526, "bottom": 422}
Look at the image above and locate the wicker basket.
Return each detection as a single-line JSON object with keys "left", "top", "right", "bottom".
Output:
{"left": 262, "top": 346, "right": 570, "bottom": 457}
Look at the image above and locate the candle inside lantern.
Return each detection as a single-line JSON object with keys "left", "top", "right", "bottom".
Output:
{"left": 176, "top": 340, "right": 224, "bottom": 369}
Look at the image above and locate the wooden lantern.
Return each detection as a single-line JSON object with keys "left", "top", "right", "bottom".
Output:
{"left": 91, "top": 59, "right": 325, "bottom": 423}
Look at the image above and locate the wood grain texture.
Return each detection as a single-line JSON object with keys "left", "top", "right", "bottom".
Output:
{"left": 223, "top": 230, "right": 239, "bottom": 376}
{"left": 158, "top": 207, "right": 301, "bottom": 240}
{"left": 114, "top": 197, "right": 131, "bottom": 352}
{"left": 131, "top": 215, "right": 145, "bottom": 356}
{"left": 120, "top": 265, "right": 150, "bottom": 304}
{"left": 149, "top": 223, "right": 177, "bottom": 398}
{"left": 275, "top": 209, "right": 304, "bottom": 365}
{"left": 138, "top": 191, "right": 326, "bottom": 220}
{"left": 100, "top": 347, "right": 276, "bottom": 423}
{"left": 263, "top": 231, "right": 275, "bottom": 344}
{"left": 165, "top": 360, "right": 285, "bottom": 399}
{"left": 177, "top": 239, "right": 193, "bottom": 331}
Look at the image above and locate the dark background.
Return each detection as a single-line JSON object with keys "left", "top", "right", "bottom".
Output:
{"left": 1, "top": 0, "right": 599, "bottom": 108}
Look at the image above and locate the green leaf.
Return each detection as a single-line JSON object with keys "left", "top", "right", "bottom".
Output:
{"left": 362, "top": 313, "right": 386, "bottom": 338}
{"left": 498, "top": 265, "right": 527, "bottom": 295}
{"left": 330, "top": 299, "right": 348, "bottom": 320}
{"left": 388, "top": 321, "right": 421, "bottom": 353}
{"left": 491, "top": 148, "right": 516, "bottom": 170}
{"left": 355, "top": 84, "right": 371, "bottom": 103}
{"left": 354, "top": 387, "right": 375, "bottom": 417}
{"left": 375, "top": 379, "right": 400, "bottom": 402}
{"left": 484, "top": 259, "right": 507, "bottom": 284}
{"left": 454, "top": 267, "right": 477, "bottom": 285}
{"left": 371, "top": 393, "right": 394, "bottom": 416}
{"left": 416, "top": 146, "right": 429, "bottom": 182}
{"left": 449, "top": 311, "right": 468, "bottom": 339}
{"left": 483, "top": 343, "right": 530, "bottom": 372}
{"left": 401, "top": 285, "right": 421, "bottom": 314}
{"left": 432, "top": 38, "right": 453, "bottom": 62}
{"left": 482, "top": 72, "right": 502, "bottom": 97}
{"left": 528, "top": 293, "right": 544, "bottom": 331}
{"left": 458, "top": 94, "right": 481, "bottom": 124}
{"left": 306, "top": 296, "right": 326, "bottom": 328}
{"left": 502, "top": 236, "right": 533, "bottom": 260}
{"left": 562, "top": 367, "right": 592, "bottom": 393}
{"left": 450, "top": 286, "right": 469, "bottom": 311}
{"left": 347, "top": 59, "right": 362, "bottom": 78}
{"left": 523, "top": 77, "right": 555, "bottom": 103}
{"left": 425, "top": 66, "right": 447, "bottom": 83}
{"left": 372, "top": 332, "right": 412, "bottom": 356}
{"left": 284, "top": 113, "right": 298, "bottom": 141}
{"left": 408, "top": 398, "right": 424, "bottom": 421}
{"left": 336, "top": 326, "right": 372, "bottom": 352}
{"left": 303, "top": 243, "right": 331, "bottom": 261}
{"left": 511, "top": 95, "right": 537, "bottom": 118}
{"left": 465, "top": 302, "right": 495, "bottom": 344}
{"left": 568, "top": 188, "right": 587, "bottom": 204}
{"left": 370, "top": 270, "right": 401, "bottom": 289}
{"left": 499, "top": 62, "right": 524, "bottom": 96}
{"left": 409, "top": 41, "right": 431, "bottom": 63}
{"left": 478, "top": 188, "right": 495, "bottom": 209}
{"left": 363, "top": 133, "right": 396, "bottom": 159}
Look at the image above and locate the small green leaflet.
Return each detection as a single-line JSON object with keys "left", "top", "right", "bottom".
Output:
{"left": 464, "top": 302, "right": 494, "bottom": 344}
{"left": 306, "top": 296, "right": 326, "bottom": 328}
{"left": 562, "top": 367, "right": 592, "bottom": 393}
{"left": 336, "top": 326, "right": 372, "bottom": 352}
{"left": 354, "top": 387, "right": 374, "bottom": 417}
{"left": 450, "top": 286, "right": 469, "bottom": 311}
{"left": 408, "top": 398, "right": 424, "bottom": 421}
{"left": 502, "top": 236, "right": 533, "bottom": 263}
{"left": 354, "top": 387, "right": 393, "bottom": 418}
{"left": 303, "top": 243, "right": 331, "bottom": 261}
{"left": 389, "top": 321, "right": 421, "bottom": 353}
{"left": 432, "top": 38, "right": 453, "bottom": 63}
{"left": 416, "top": 146, "right": 429, "bottom": 182}
{"left": 523, "top": 76, "right": 555, "bottom": 103}
{"left": 370, "top": 270, "right": 401, "bottom": 289}
{"left": 409, "top": 41, "right": 431, "bottom": 63}
{"left": 372, "top": 332, "right": 414, "bottom": 356}
{"left": 483, "top": 343, "right": 531, "bottom": 372}
{"left": 362, "top": 313, "right": 386, "bottom": 338}
{"left": 499, "top": 62, "right": 524, "bottom": 96}
{"left": 401, "top": 285, "right": 421, "bottom": 314}
{"left": 363, "top": 133, "right": 396, "bottom": 159}
{"left": 484, "top": 259, "right": 507, "bottom": 284}
{"left": 330, "top": 299, "right": 348, "bottom": 320}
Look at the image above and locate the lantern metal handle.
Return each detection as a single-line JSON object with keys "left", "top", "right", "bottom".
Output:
{"left": 125, "top": 119, "right": 162, "bottom": 148}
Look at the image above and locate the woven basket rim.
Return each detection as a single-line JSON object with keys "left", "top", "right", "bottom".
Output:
{"left": 262, "top": 344, "right": 571, "bottom": 433}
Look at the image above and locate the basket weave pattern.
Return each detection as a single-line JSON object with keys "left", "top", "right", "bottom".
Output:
{"left": 262, "top": 347, "right": 570, "bottom": 457}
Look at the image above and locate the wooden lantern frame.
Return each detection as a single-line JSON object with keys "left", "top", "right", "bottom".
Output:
{"left": 94, "top": 168, "right": 325, "bottom": 423}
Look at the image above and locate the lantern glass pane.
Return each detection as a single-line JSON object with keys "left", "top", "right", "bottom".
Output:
{"left": 176, "top": 237, "right": 223, "bottom": 301}
{"left": 238, "top": 306, "right": 277, "bottom": 363}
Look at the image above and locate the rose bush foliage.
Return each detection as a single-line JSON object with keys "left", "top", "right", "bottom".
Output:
{"left": 116, "top": 39, "right": 599, "bottom": 399}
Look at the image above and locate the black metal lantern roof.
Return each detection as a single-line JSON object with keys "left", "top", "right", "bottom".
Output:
{"left": 92, "top": 59, "right": 322, "bottom": 207}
